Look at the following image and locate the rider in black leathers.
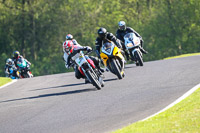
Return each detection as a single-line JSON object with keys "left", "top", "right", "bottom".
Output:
{"left": 116, "top": 21, "right": 148, "bottom": 60}
{"left": 95, "top": 27, "right": 123, "bottom": 59}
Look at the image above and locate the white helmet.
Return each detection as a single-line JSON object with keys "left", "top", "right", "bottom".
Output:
{"left": 118, "top": 21, "right": 126, "bottom": 31}
{"left": 6, "top": 58, "right": 14, "bottom": 66}
{"left": 66, "top": 34, "right": 73, "bottom": 40}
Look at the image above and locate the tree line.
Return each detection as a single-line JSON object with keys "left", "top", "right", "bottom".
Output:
{"left": 0, "top": 0, "right": 199, "bottom": 76}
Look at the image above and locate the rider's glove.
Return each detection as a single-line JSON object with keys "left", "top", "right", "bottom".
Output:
{"left": 86, "top": 46, "right": 92, "bottom": 52}
{"left": 13, "top": 67, "right": 18, "bottom": 71}
{"left": 65, "top": 63, "right": 71, "bottom": 69}
{"left": 116, "top": 39, "right": 122, "bottom": 49}
{"left": 65, "top": 63, "right": 69, "bottom": 69}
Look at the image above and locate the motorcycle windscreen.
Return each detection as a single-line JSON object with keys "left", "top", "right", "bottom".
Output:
{"left": 101, "top": 42, "right": 115, "bottom": 56}
{"left": 17, "top": 58, "right": 27, "bottom": 68}
{"left": 124, "top": 33, "right": 140, "bottom": 48}
{"left": 74, "top": 53, "right": 87, "bottom": 67}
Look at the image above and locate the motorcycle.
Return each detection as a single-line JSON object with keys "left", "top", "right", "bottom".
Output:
{"left": 7, "top": 66, "right": 20, "bottom": 79}
{"left": 124, "top": 33, "right": 144, "bottom": 66}
{"left": 17, "top": 58, "right": 33, "bottom": 78}
{"left": 100, "top": 41, "right": 125, "bottom": 79}
{"left": 71, "top": 51, "right": 104, "bottom": 90}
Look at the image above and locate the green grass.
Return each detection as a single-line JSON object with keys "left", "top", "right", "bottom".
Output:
{"left": 113, "top": 88, "right": 200, "bottom": 133}
{"left": 0, "top": 77, "right": 12, "bottom": 87}
{"left": 164, "top": 53, "right": 200, "bottom": 60}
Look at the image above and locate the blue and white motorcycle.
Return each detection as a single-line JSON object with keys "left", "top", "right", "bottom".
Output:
{"left": 124, "top": 33, "right": 144, "bottom": 66}
{"left": 7, "top": 66, "right": 20, "bottom": 79}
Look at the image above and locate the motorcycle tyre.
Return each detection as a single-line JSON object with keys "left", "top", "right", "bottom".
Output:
{"left": 86, "top": 70, "right": 102, "bottom": 90}
{"left": 133, "top": 50, "right": 143, "bottom": 66}
{"left": 111, "top": 59, "right": 123, "bottom": 79}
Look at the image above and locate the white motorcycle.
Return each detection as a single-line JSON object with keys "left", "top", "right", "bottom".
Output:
{"left": 124, "top": 33, "right": 144, "bottom": 66}
{"left": 71, "top": 51, "right": 104, "bottom": 90}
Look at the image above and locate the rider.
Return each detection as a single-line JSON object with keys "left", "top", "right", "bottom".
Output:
{"left": 12, "top": 51, "right": 31, "bottom": 68}
{"left": 95, "top": 27, "right": 123, "bottom": 60}
{"left": 4, "top": 58, "right": 19, "bottom": 79}
{"left": 63, "top": 34, "right": 80, "bottom": 63}
{"left": 116, "top": 21, "right": 148, "bottom": 60}
{"left": 63, "top": 40, "right": 104, "bottom": 83}
{"left": 65, "top": 34, "right": 80, "bottom": 46}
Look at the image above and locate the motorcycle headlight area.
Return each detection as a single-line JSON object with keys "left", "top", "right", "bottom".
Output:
{"left": 105, "top": 48, "right": 111, "bottom": 53}
{"left": 127, "top": 43, "right": 134, "bottom": 47}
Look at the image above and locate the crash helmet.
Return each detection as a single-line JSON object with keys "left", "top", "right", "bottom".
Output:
{"left": 6, "top": 58, "right": 14, "bottom": 66}
{"left": 97, "top": 27, "right": 107, "bottom": 39}
{"left": 13, "top": 51, "right": 20, "bottom": 58}
{"left": 118, "top": 21, "right": 126, "bottom": 31}
{"left": 63, "top": 40, "right": 74, "bottom": 54}
{"left": 66, "top": 34, "right": 73, "bottom": 40}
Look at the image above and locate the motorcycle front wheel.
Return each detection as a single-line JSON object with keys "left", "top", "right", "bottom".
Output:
{"left": 86, "top": 70, "right": 102, "bottom": 90}
{"left": 133, "top": 50, "right": 143, "bottom": 66}
{"left": 110, "top": 59, "right": 123, "bottom": 79}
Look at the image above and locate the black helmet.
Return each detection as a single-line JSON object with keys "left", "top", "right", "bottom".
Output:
{"left": 97, "top": 27, "right": 107, "bottom": 39}
{"left": 13, "top": 51, "right": 20, "bottom": 58}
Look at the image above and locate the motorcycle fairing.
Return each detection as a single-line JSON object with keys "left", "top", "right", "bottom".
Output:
{"left": 124, "top": 33, "right": 140, "bottom": 49}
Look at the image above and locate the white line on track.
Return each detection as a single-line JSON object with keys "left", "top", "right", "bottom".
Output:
{"left": 141, "top": 83, "right": 200, "bottom": 121}
{"left": 0, "top": 79, "right": 18, "bottom": 90}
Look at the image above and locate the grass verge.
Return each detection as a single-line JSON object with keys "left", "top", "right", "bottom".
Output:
{"left": 113, "top": 88, "right": 200, "bottom": 133}
{"left": 0, "top": 77, "right": 12, "bottom": 87}
{"left": 164, "top": 53, "right": 200, "bottom": 60}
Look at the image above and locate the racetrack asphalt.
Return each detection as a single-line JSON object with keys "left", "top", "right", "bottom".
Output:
{"left": 0, "top": 55, "right": 200, "bottom": 133}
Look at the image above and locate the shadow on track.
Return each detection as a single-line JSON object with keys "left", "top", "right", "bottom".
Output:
{"left": 0, "top": 78, "right": 118, "bottom": 103}
{"left": 31, "top": 83, "right": 85, "bottom": 91}
{"left": 104, "top": 78, "right": 118, "bottom": 82}
{"left": 125, "top": 65, "right": 136, "bottom": 69}
{"left": 31, "top": 78, "right": 118, "bottom": 91}
{"left": 0, "top": 88, "right": 95, "bottom": 103}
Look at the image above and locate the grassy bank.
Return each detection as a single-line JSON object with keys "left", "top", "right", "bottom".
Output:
{"left": 113, "top": 53, "right": 200, "bottom": 133}
{"left": 113, "top": 88, "right": 200, "bottom": 133}
{"left": 0, "top": 77, "right": 12, "bottom": 87}
{"left": 164, "top": 53, "right": 200, "bottom": 60}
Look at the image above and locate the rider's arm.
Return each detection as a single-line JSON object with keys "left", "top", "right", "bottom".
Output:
{"left": 108, "top": 33, "right": 122, "bottom": 48}
{"left": 66, "top": 54, "right": 72, "bottom": 65}
{"left": 24, "top": 58, "right": 31, "bottom": 65}
{"left": 20, "top": 56, "right": 31, "bottom": 65}
{"left": 116, "top": 30, "right": 124, "bottom": 42}
{"left": 128, "top": 27, "right": 142, "bottom": 38}
{"left": 72, "top": 39, "right": 79, "bottom": 45}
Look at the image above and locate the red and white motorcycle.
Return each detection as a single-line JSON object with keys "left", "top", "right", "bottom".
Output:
{"left": 71, "top": 51, "right": 104, "bottom": 90}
